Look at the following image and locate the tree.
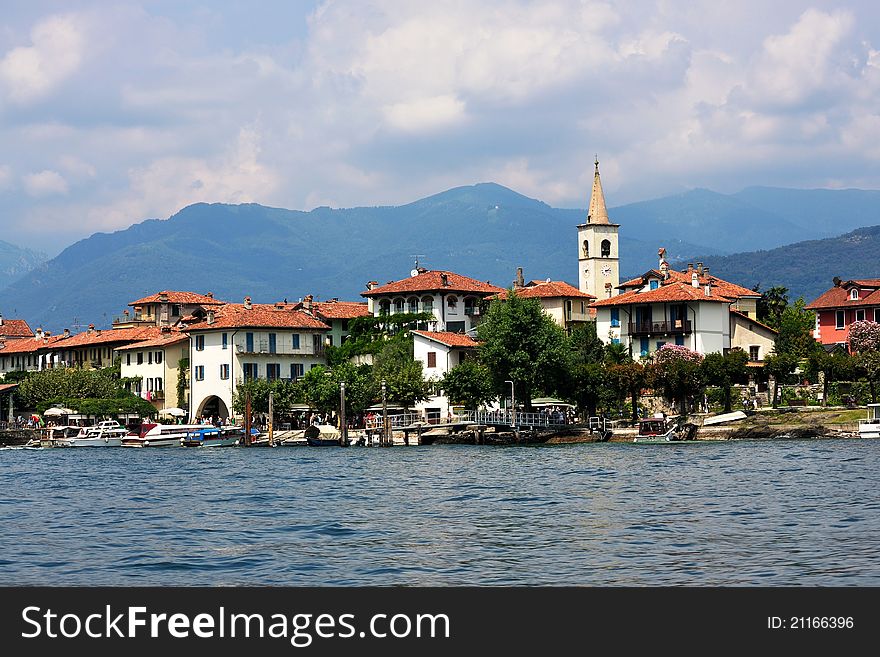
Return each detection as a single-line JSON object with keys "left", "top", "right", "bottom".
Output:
{"left": 702, "top": 349, "right": 750, "bottom": 413}
{"left": 849, "top": 320, "right": 880, "bottom": 354}
{"left": 652, "top": 344, "right": 704, "bottom": 418}
{"left": 440, "top": 359, "right": 496, "bottom": 410}
{"left": 371, "top": 335, "right": 430, "bottom": 409}
{"left": 477, "top": 290, "right": 571, "bottom": 409}
{"left": 754, "top": 285, "right": 789, "bottom": 329}
{"left": 774, "top": 297, "right": 819, "bottom": 358}
{"left": 17, "top": 367, "right": 121, "bottom": 409}
{"left": 326, "top": 311, "right": 435, "bottom": 366}
{"left": 606, "top": 361, "right": 650, "bottom": 423}
{"left": 566, "top": 323, "right": 609, "bottom": 418}
{"left": 762, "top": 352, "right": 799, "bottom": 408}
{"left": 806, "top": 350, "right": 856, "bottom": 406}
{"left": 856, "top": 351, "right": 880, "bottom": 403}
{"left": 232, "top": 378, "right": 300, "bottom": 416}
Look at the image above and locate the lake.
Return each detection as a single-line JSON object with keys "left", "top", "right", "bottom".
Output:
{"left": 1, "top": 440, "right": 878, "bottom": 585}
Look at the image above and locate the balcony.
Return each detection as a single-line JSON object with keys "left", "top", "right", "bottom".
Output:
{"left": 566, "top": 311, "right": 592, "bottom": 322}
{"left": 234, "top": 340, "right": 324, "bottom": 356}
{"left": 628, "top": 320, "right": 692, "bottom": 336}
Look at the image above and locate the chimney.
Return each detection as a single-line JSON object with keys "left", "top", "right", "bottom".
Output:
{"left": 658, "top": 247, "right": 667, "bottom": 270}
{"left": 691, "top": 272, "right": 700, "bottom": 288}
{"left": 696, "top": 262, "right": 703, "bottom": 276}
{"left": 440, "top": 273, "right": 449, "bottom": 287}
{"left": 88, "top": 324, "right": 95, "bottom": 334}
{"left": 123, "top": 309, "right": 130, "bottom": 318}
{"left": 605, "top": 282, "right": 613, "bottom": 298}
{"left": 36, "top": 327, "right": 44, "bottom": 340}
{"left": 63, "top": 328, "right": 70, "bottom": 338}
{"left": 687, "top": 263, "right": 694, "bottom": 275}
{"left": 244, "top": 296, "right": 252, "bottom": 310}
{"left": 660, "top": 261, "right": 670, "bottom": 280}
{"left": 366, "top": 280, "right": 379, "bottom": 291}
{"left": 833, "top": 276, "right": 842, "bottom": 287}
{"left": 161, "top": 326, "right": 171, "bottom": 333}
{"left": 0, "top": 312, "right": 3, "bottom": 326}
{"left": 416, "top": 267, "right": 427, "bottom": 274}
{"left": 704, "top": 267, "right": 709, "bottom": 277}
{"left": 206, "top": 292, "right": 213, "bottom": 298}
{"left": 304, "top": 295, "right": 313, "bottom": 312}
{"left": 704, "top": 281, "right": 712, "bottom": 296}
{"left": 159, "top": 292, "right": 168, "bottom": 303}
{"left": 207, "top": 310, "right": 215, "bottom": 325}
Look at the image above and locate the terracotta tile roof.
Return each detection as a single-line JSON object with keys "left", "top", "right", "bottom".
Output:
{"left": 591, "top": 282, "right": 731, "bottom": 307}
{"left": 185, "top": 303, "right": 329, "bottom": 331}
{"left": 618, "top": 268, "right": 758, "bottom": 301}
{"left": 0, "top": 383, "right": 18, "bottom": 393}
{"left": 60, "top": 326, "right": 165, "bottom": 348}
{"left": 506, "top": 280, "right": 595, "bottom": 300}
{"left": 115, "top": 332, "right": 189, "bottom": 351}
{"left": 411, "top": 330, "right": 480, "bottom": 348}
{"left": 806, "top": 280, "right": 880, "bottom": 310}
{"left": 730, "top": 310, "right": 779, "bottom": 335}
{"left": 129, "top": 290, "right": 225, "bottom": 306}
{"left": 310, "top": 300, "right": 371, "bottom": 320}
{"left": 0, "top": 319, "right": 34, "bottom": 338}
{"left": 362, "top": 270, "right": 504, "bottom": 297}
{"left": 0, "top": 334, "right": 69, "bottom": 354}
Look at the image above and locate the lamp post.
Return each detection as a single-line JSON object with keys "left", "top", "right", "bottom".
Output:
{"left": 339, "top": 380, "right": 347, "bottom": 447}
{"left": 381, "top": 379, "right": 389, "bottom": 447}
{"left": 505, "top": 379, "right": 516, "bottom": 432}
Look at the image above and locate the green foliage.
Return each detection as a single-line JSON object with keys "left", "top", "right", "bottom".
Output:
{"left": 702, "top": 349, "right": 750, "bottom": 413}
{"left": 762, "top": 352, "right": 800, "bottom": 407}
{"left": 651, "top": 345, "right": 704, "bottom": 418}
{"left": 17, "top": 368, "right": 121, "bottom": 409}
{"left": 0, "top": 369, "right": 31, "bottom": 384}
{"left": 754, "top": 285, "right": 789, "bottom": 329}
{"left": 326, "top": 312, "right": 435, "bottom": 365}
{"left": 772, "top": 297, "right": 819, "bottom": 358}
{"left": 440, "top": 359, "right": 496, "bottom": 410}
{"left": 565, "top": 323, "right": 611, "bottom": 417}
{"left": 477, "top": 290, "right": 571, "bottom": 408}
{"left": 605, "top": 361, "right": 650, "bottom": 423}
{"left": 177, "top": 358, "right": 189, "bottom": 411}
{"left": 603, "top": 341, "right": 630, "bottom": 365}
{"left": 805, "top": 350, "right": 857, "bottom": 406}
{"left": 39, "top": 396, "right": 157, "bottom": 417}
{"left": 855, "top": 351, "right": 880, "bottom": 403}
{"left": 295, "top": 363, "right": 378, "bottom": 416}
{"left": 232, "top": 378, "right": 300, "bottom": 416}
{"left": 372, "top": 336, "right": 430, "bottom": 408}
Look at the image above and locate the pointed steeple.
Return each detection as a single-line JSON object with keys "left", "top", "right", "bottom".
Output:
{"left": 587, "top": 156, "right": 610, "bottom": 225}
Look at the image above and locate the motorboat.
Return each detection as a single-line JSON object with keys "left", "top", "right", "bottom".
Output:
{"left": 858, "top": 404, "right": 880, "bottom": 439}
{"left": 52, "top": 420, "right": 128, "bottom": 447}
{"left": 304, "top": 424, "right": 349, "bottom": 446}
{"left": 633, "top": 416, "right": 699, "bottom": 443}
{"left": 122, "top": 422, "right": 205, "bottom": 447}
{"left": 181, "top": 425, "right": 245, "bottom": 447}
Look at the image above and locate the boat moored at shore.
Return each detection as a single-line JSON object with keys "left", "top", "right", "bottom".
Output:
{"left": 858, "top": 404, "right": 880, "bottom": 439}
{"left": 122, "top": 423, "right": 204, "bottom": 447}
{"left": 181, "top": 426, "right": 245, "bottom": 447}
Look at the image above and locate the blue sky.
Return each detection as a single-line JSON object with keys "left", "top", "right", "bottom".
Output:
{"left": 2, "top": 0, "right": 880, "bottom": 254}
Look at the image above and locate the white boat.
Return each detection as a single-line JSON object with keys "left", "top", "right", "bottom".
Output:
{"left": 122, "top": 422, "right": 205, "bottom": 447}
{"left": 702, "top": 410, "right": 747, "bottom": 426}
{"left": 858, "top": 404, "right": 880, "bottom": 439}
{"left": 55, "top": 420, "right": 128, "bottom": 447}
{"left": 181, "top": 426, "right": 247, "bottom": 447}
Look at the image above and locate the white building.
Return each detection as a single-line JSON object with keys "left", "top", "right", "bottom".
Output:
{"left": 578, "top": 159, "right": 619, "bottom": 299}
{"left": 113, "top": 290, "right": 225, "bottom": 328}
{"left": 362, "top": 269, "right": 504, "bottom": 334}
{"left": 185, "top": 298, "right": 330, "bottom": 421}
{"left": 411, "top": 330, "right": 480, "bottom": 421}
{"left": 117, "top": 330, "right": 189, "bottom": 411}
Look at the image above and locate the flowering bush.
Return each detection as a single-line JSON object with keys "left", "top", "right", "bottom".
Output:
{"left": 849, "top": 320, "right": 880, "bottom": 353}
{"left": 652, "top": 343, "right": 703, "bottom": 365}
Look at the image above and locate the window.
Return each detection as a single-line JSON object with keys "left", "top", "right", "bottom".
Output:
{"left": 155, "top": 377, "right": 163, "bottom": 391}
{"left": 640, "top": 338, "right": 649, "bottom": 357}
{"left": 195, "top": 335, "right": 205, "bottom": 351}
{"left": 649, "top": 280, "right": 659, "bottom": 290}
{"left": 447, "top": 295, "right": 458, "bottom": 312}
{"left": 290, "top": 363, "right": 304, "bottom": 380}
{"left": 341, "top": 320, "right": 349, "bottom": 331}
{"left": 582, "top": 239, "right": 589, "bottom": 257}
{"left": 855, "top": 309, "right": 866, "bottom": 322}
{"left": 148, "top": 351, "right": 153, "bottom": 364}
{"left": 220, "top": 364, "right": 229, "bottom": 380}
{"left": 146, "top": 378, "right": 153, "bottom": 392}
{"left": 851, "top": 288, "right": 859, "bottom": 300}
{"left": 610, "top": 308, "right": 620, "bottom": 327}
{"left": 243, "top": 363, "right": 258, "bottom": 380}
{"left": 156, "top": 351, "right": 162, "bottom": 364}
{"left": 674, "top": 335, "right": 685, "bottom": 346}
{"left": 749, "top": 346, "right": 760, "bottom": 361}
{"left": 394, "top": 298, "right": 405, "bottom": 313}
{"left": 422, "top": 297, "right": 434, "bottom": 314}
{"left": 292, "top": 334, "right": 300, "bottom": 350}
{"left": 267, "top": 363, "right": 280, "bottom": 380}
{"left": 408, "top": 297, "right": 419, "bottom": 313}
{"left": 137, "top": 352, "right": 143, "bottom": 365}
{"left": 126, "top": 353, "right": 131, "bottom": 366}
{"left": 836, "top": 310, "right": 845, "bottom": 329}
{"left": 172, "top": 304, "right": 181, "bottom": 317}
{"left": 268, "top": 333, "right": 277, "bottom": 354}
{"left": 222, "top": 333, "right": 228, "bottom": 350}
{"left": 245, "top": 332, "right": 254, "bottom": 352}
{"left": 875, "top": 308, "right": 880, "bottom": 323}
{"left": 611, "top": 337, "right": 620, "bottom": 344}
{"left": 195, "top": 366, "right": 205, "bottom": 381}
{"left": 379, "top": 299, "right": 391, "bottom": 315}
{"left": 427, "top": 351, "right": 437, "bottom": 368}
{"left": 601, "top": 239, "right": 611, "bottom": 257}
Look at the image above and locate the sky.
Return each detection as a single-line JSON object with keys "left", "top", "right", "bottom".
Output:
{"left": 2, "top": 0, "right": 880, "bottom": 255}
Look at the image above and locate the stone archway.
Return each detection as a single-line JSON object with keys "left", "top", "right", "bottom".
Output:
{"left": 195, "top": 395, "right": 229, "bottom": 421}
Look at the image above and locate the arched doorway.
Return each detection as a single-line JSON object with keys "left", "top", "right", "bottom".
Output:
{"left": 196, "top": 396, "right": 229, "bottom": 421}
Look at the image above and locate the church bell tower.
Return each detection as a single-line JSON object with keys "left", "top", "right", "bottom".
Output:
{"left": 577, "top": 158, "right": 619, "bottom": 298}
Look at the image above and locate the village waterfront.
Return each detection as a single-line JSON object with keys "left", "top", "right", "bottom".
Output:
{"left": 1, "top": 438, "right": 877, "bottom": 586}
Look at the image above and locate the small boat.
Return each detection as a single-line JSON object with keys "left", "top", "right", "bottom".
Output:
{"left": 38, "top": 425, "right": 83, "bottom": 448}
{"left": 53, "top": 420, "right": 128, "bottom": 447}
{"left": 858, "top": 404, "right": 880, "bottom": 439}
{"left": 633, "top": 416, "right": 699, "bottom": 444}
{"left": 122, "top": 422, "right": 204, "bottom": 447}
{"left": 181, "top": 425, "right": 245, "bottom": 447}
{"left": 304, "top": 424, "right": 350, "bottom": 446}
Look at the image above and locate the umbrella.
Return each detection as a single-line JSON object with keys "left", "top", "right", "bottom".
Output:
{"left": 44, "top": 407, "right": 75, "bottom": 417}
{"left": 159, "top": 407, "right": 186, "bottom": 417}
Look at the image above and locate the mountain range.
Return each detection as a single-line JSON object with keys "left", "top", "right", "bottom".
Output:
{"left": 0, "top": 240, "right": 46, "bottom": 292}
{"left": 1, "top": 183, "right": 878, "bottom": 332}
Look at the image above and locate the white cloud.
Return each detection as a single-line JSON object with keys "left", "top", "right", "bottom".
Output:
{"left": 0, "top": 14, "right": 87, "bottom": 103}
{"left": 23, "top": 170, "right": 69, "bottom": 197}
{"left": 383, "top": 95, "right": 467, "bottom": 132}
